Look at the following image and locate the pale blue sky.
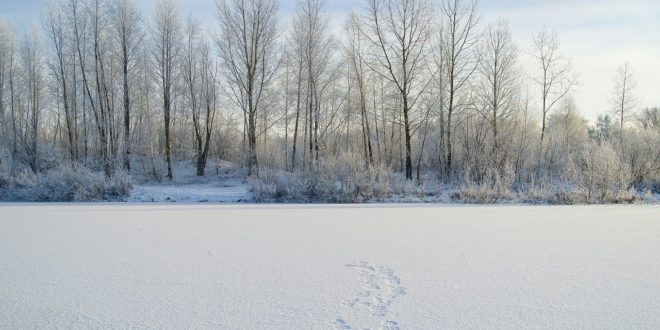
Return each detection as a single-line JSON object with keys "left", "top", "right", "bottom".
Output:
{"left": 2, "top": 0, "right": 659, "bottom": 121}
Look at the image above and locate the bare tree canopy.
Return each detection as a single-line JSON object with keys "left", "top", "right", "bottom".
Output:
{"left": 531, "top": 27, "right": 577, "bottom": 143}
{"left": 216, "top": 0, "right": 280, "bottom": 176}
{"left": 152, "top": 0, "right": 181, "bottom": 180}
{"left": 474, "top": 19, "right": 520, "bottom": 172}
{"left": 439, "top": 0, "right": 480, "bottom": 179}
{"left": 362, "top": 0, "right": 433, "bottom": 180}
{"left": 611, "top": 62, "right": 638, "bottom": 129}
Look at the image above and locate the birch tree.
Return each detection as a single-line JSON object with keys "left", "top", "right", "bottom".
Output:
{"left": 475, "top": 19, "right": 519, "bottom": 171}
{"left": 289, "top": 0, "right": 335, "bottom": 167}
{"left": 363, "top": 0, "right": 433, "bottom": 180}
{"left": 195, "top": 40, "right": 219, "bottom": 176}
{"left": 21, "top": 28, "right": 45, "bottom": 173}
{"left": 611, "top": 62, "right": 637, "bottom": 147}
{"left": 152, "top": 0, "right": 181, "bottom": 180}
{"left": 531, "top": 28, "right": 577, "bottom": 143}
{"left": 440, "top": 0, "right": 479, "bottom": 178}
{"left": 183, "top": 16, "right": 218, "bottom": 176}
{"left": 111, "top": 0, "right": 142, "bottom": 172}
{"left": 0, "top": 20, "right": 15, "bottom": 142}
{"left": 345, "top": 12, "right": 374, "bottom": 165}
{"left": 217, "top": 0, "right": 280, "bottom": 176}
{"left": 44, "top": 2, "right": 78, "bottom": 163}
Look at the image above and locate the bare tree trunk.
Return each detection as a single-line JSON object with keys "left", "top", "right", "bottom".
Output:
{"left": 291, "top": 58, "right": 302, "bottom": 171}
{"left": 440, "top": 0, "right": 479, "bottom": 180}
{"left": 113, "top": 0, "right": 141, "bottom": 173}
{"left": 153, "top": 0, "right": 181, "bottom": 180}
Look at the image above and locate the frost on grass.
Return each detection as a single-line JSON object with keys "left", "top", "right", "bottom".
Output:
{"left": 0, "top": 164, "right": 131, "bottom": 202}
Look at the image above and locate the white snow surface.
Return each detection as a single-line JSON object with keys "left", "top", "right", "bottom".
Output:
{"left": 127, "top": 160, "right": 250, "bottom": 203}
{"left": 1, "top": 204, "right": 659, "bottom": 329}
{"left": 128, "top": 179, "right": 249, "bottom": 203}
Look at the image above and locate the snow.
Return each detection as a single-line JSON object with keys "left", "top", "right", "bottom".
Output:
{"left": 128, "top": 160, "right": 250, "bottom": 203}
{"left": 128, "top": 179, "right": 249, "bottom": 203}
{"left": 1, "top": 204, "right": 659, "bottom": 329}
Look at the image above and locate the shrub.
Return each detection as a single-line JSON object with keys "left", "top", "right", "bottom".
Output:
{"left": 572, "top": 142, "right": 635, "bottom": 203}
{"left": 454, "top": 167, "right": 516, "bottom": 203}
{"left": 250, "top": 154, "right": 403, "bottom": 203}
{"left": 0, "top": 165, "right": 133, "bottom": 202}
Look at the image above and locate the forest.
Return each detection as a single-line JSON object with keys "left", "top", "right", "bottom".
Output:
{"left": 0, "top": 0, "right": 658, "bottom": 203}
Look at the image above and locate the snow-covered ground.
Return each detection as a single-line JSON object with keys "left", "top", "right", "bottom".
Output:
{"left": 128, "top": 179, "right": 249, "bottom": 203}
{"left": 128, "top": 160, "right": 250, "bottom": 203}
{"left": 1, "top": 205, "right": 659, "bottom": 329}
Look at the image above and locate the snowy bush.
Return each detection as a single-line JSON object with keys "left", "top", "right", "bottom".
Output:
{"left": 453, "top": 167, "right": 516, "bottom": 203}
{"left": 0, "top": 165, "right": 133, "bottom": 202}
{"left": 247, "top": 167, "right": 292, "bottom": 201}
{"left": 571, "top": 142, "right": 635, "bottom": 203}
{"left": 250, "top": 154, "right": 405, "bottom": 203}
{"left": 0, "top": 147, "right": 11, "bottom": 189}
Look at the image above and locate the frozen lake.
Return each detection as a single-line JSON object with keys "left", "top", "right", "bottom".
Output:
{"left": 1, "top": 204, "right": 659, "bottom": 329}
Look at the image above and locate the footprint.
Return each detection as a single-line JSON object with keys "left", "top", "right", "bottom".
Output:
{"left": 345, "top": 262, "right": 406, "bottom": 317}
{"left": 334, "top": 262, "right": 406, "bottom": 329}
{"left": 381, "top": 320, "right": 400, "bottom": 330}
{"left": 332, "top": 317, "right": 352, "bottom": 330}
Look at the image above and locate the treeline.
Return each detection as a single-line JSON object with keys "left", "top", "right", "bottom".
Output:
{"left": 0, "top": 0, "right": 658, "bottom": 203}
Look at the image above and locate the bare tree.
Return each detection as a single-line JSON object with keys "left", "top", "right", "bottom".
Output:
{"left": 21, "top": 27, "right": 45, "bottom": 173}
{"left": 362, "top": 0, "right": 433, "bottom": 180}
{"left": 475, "top": 19, "right": 520, "bottom": 171}
{"left": 0, "top": 20, "right": 11, "bottom": 139}
{"left": 0, "top": 20, "right": 14, "bottom": 141}
{"left": 1, "top": 22, "right": 19, "bottom": 156}
{"left": 440, "top": 0, "right": 479, "bottom": 178}
{"left": 69, "top": 0, "right": 94, "bottom": 163}
{"left": 196, "top": 39, "right": 219, "bottom": 176}
{"left": 183, "top": 16, "right": 218, "bottom": 176}
{"left": 289, "top": 0, "right": 335, "bottom": 166}
{"left": 182, "top": 15, "right": 201, "bottom": 174}
{"left": 531, "top": 27, "right": 577, "bottom": 143}
{"left": 288, "top": 36, "right": 304, "bottom": 170}
{"left": 111, "top": 0, "right": 142, "bottom": 172}
{"left": 44, "top": 1, "right": 77, "bottom": 163}
{"left": 70, "top": 0, "right": 116, "bottom": 176}
{"left": 152, "top": 0, "right": 182, "bottom": 180}
{"left": 345, "top": 12, "right": 374, "bottom": 165}
{"left": 217, "top": 0, "right": 280, "bottom": 176}
{"left": 611, "top": 62, "right": 638, "bottom": 147}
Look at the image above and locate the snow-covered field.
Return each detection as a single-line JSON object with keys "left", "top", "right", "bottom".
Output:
{"left": 128, "top": 179, "right": 249, "bottom": 203}
{"left": 1, "top": 205, "right": 659, "bottom": 329}
{"left": 127, "top": 160, "right": 250, "bottom": 203}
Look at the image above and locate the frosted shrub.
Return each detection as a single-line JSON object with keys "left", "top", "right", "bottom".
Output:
{"left": 310, "top": 154, "right": 399, "bottom": 202}
{"left": 36, "top": 166, "right": 105, "bottom": 201}
{"left": 0, "top": 170, "right": 35, "bottom": 201}
{"left": 105, "top": 169, "right": 133, "bottom": 199}
{"left": 248, "top": 167, "right": 292, "bottom": 201}
{"left": 250, "top": 154, "right": 398, "bottom": 203}
{"left": 0, "top": 147, "right": 11, "bottom": 188}
{"left": 454, "top": 166, "right": 516, "bottom": 203}
{"left": 0, "top": 165, "right": 133, "bottom": 202}
{"left": 627, "top": 129, "right": 660, "bottom": 193}
{"left": 573, "top": 143, "right": 635, "bottom": 203}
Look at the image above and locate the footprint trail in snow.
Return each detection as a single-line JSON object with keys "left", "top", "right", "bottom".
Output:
{"left": 332, "top": 262, "right": 406, "bottom": 330}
